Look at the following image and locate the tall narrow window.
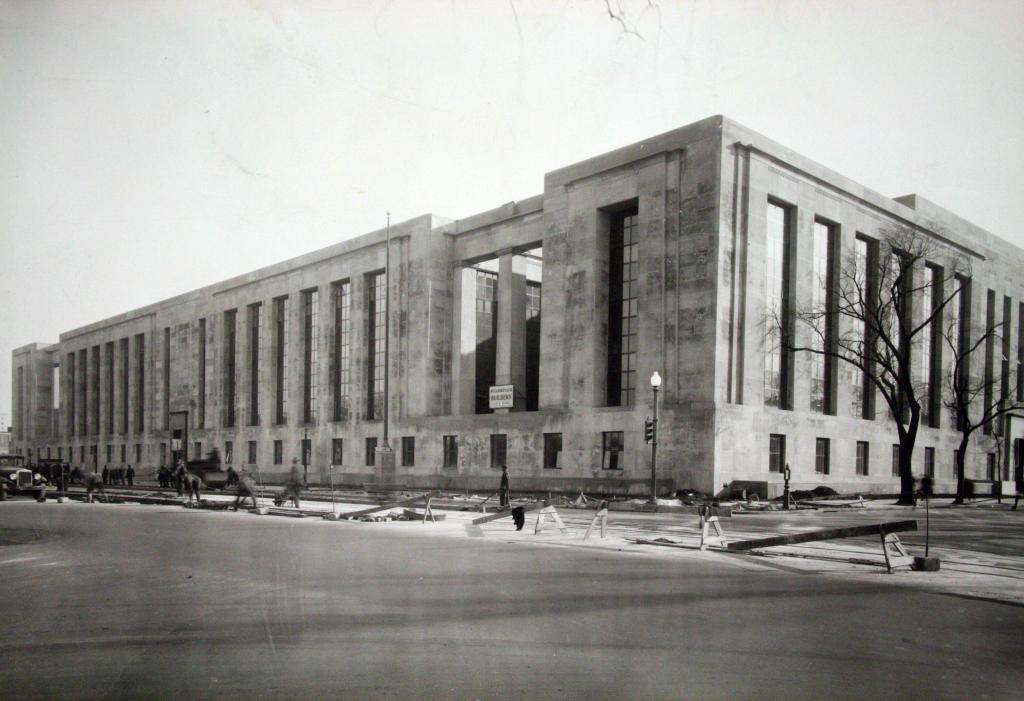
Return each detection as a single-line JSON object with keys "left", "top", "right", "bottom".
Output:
{"left": 892, "top": 444, "right": 900, "bottom": 477}
{"left": 196, "top": 319, "right": 206, "bottom": 429}
{"left": 1000, "top": 296, "right": 1012, "bottom": 422}
{"left": 525, "top": 278, "right": 543, "bottom": 411}
{"left": 105, "top": 342, "right": 114, "bottom": 434}
{"left": 248, "top": 303, "right": 262, "bottom": 426}
{"left": 852, "top": 235, "right": 878, "bottom": 420}
{"left": 247, "top": 440, "right": 257, "bottom": 464}
{"left": 367, "top": 272, "right": 386, "bottom": 420}
{"left": 984, "top": 290, "right": 996, "bottom": 434}
{"left": 53, "top": 363, "right": 60, "bottom": 413}
{"left": 810, "top": 219, "right": 836, "bottom": 414}
{"left": 331, "top": 280, "right": 352, "bottom": 421}
{"left": 273, "top": 440, "right": 283, "bottom": 465}
{"left": 302, "top": 288, "right": 319, "bottom": 423}
{"left": 14, "top": 366, "right": 23, "bottom": 441}
{"left": 274, "top": 297, "right": 290, "bottom": 424}
{"left": 66, "top": 352, "right": 76, "bottom": 436}
{"left": 987, "top": 452, "right": 997, "bottom": 481}
{"left": 1018, "top": 302, "right": 1024, "bottom": 403}
{"left": 91, "top": 346, "right": 100, "bottom": 435}
{"left": 815, "top": 438, "right": 830, "bottom": 475}
{"left": 79, "top": 348, "right": 88, "bottom": 436}
{"left": 764, "top": 201, "right": 791, "bottom": 409}
{"left": 949, "top": 277, "right": 970, "bottom": 430}
{"left": 474, "top": 269, "right": 498, "bottom": 413}
{"left": 331, "top": 438, "right": 343, "bottom": 466}
{"left": 223, "top": 309, "right": 237, "bottom": 428}
{"left": 607, "top": 206, "right": 639, "bottom": 407}
{"left": 921, "top": 265, "right": 943, "bottom": 428}
{"left": 162, "top": 328, "right": 171, "bottom": 429}
{"left": 134, "top": 334, "right": 145, "bottom": 433}
{"left": 924, "top": 447, "right": 935, "bottom": 478}
{"left": 366, "top": 437, "right": 377, "bottom": 466}
{"left": 224, "top": 441, "right": 233, "bottom": 464}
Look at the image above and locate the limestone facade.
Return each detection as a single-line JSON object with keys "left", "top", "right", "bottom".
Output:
{"left": 12, "top": 116, "right": 1024, "bottom": 495}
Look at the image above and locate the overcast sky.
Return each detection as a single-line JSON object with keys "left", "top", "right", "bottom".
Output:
{"left": 2, "top": 0, "right": 1023, "bottom": 421}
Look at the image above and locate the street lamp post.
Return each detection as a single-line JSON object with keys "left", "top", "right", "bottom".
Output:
{"left": 649, "top": 371, "right": 661, "bottom": 504}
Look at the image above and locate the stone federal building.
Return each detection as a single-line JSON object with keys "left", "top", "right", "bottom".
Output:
{"left": 11, "top": 116, "right": 1024, "bottom": 496}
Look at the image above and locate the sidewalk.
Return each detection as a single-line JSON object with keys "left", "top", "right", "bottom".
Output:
{"left": 52, "top": 486, "right": 1024, "bottom": 606}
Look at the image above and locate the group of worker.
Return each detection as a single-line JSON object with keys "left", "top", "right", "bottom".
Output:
{"left": 100, "top": 465, "right": 134, "bottom": 487}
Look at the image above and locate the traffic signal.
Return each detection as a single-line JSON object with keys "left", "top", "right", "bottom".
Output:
{"left": 644, "top": 416, "right": 655, "bottom": 444}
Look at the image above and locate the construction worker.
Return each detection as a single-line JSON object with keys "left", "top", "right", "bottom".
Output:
{"left": 183, "top": 468, "right": 203, "bottom": 506}
{"left": 499, "top": 465, "right": 510, "bottom": 508}
{"left": 85, "top": 472, "right": 105, "bottom": 503}
{"left": 173, "top": 459, "right": 186, "bottom": 496}
{"left": 233, "top": 470, "right": 259, "bottom": 511}
{"left": 31, "top": 472, "right": 49, "bottom": 502}
{"left": 283, "top": 457, "right": 303, "bottom": 508}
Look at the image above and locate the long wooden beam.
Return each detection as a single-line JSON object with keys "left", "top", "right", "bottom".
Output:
{"left": 471, "top": 500, "right": 550, "bottom": 525}
{"left": 341, "top": 491, "right": 441, "bottom": 520}
{"left": 726, "top": 520, "right": 917, "bottom": 552}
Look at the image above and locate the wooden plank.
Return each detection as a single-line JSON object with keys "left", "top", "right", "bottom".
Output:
{"left": 726, "top": 520, "right": 917, "bottom": 552}
{"left": 341, "top": 491, "right": 440, "bottom": 520}
{"left": 471, "top": 500, "right": 550, "bottom": 525}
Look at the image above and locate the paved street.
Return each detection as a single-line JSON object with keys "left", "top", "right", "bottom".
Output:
{"left": 1, "top": 500, "right": 1023, "bottom": 700}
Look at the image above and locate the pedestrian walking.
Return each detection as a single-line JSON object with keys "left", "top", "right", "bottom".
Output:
{"left": 126, "top": 465, "right": 135, "bottom": 486}
{"left": 499, "top": 465, "right": 510, "bottom": 508}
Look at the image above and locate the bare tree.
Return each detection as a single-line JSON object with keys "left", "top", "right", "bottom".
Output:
{"left": 779, "top": 224, "right": 966, "bottom": 504}
{"left": 942, "top": 310, "right": 1024, "bottom": 504}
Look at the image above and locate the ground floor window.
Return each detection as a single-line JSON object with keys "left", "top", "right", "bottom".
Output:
{"left": 987, "top": 452, "right": 997, "bottom": 481}
{"left": 602, "top": 431, "right": 623, "bottom": 470}
{"left": 490, "top": 434, "right": 507, "bottom": 468}
{"left": 121, "top": 444, "right": 126, "bottom": 462}
{"left": 856, "top": 441, "right": 869, "bottom": 476}
{"left": 769, "top": 434, "right": 785, "bottom": 473}
{"left": 366, "top": 437, "right": 377, "bottom": 466}
{"left": 401, "top": 436, "right": 415, "bottom": 467}
{"left": 193, "top": 442, "right": 202, "bottom": 460}
{"left": 332, "top": 438, "right": 343, "bottom": 466}
{"left": 924, "top": 447, "right": 935, "bottom": 478}
{"left": 273, "top": 440, "right": 283, "bottom": 465}
{"left": 135, "top": 444, "right": 142, "bottom": 463}
{"left": 892, "top": 444, "right": 900, "bottom": 477}
{"left": 160, "top": 443, "right": 167, "bottom": 466}
{"left": 225, "top": 441, "right": 233, "bottom": 463}
{"left": 543, "top": 433, "right": 562, "bottom": 469}
{"left": 443, "top": 435, "right": 458, "bottom": 468}
{"left": 815, "top": 438, "right": 830, "bottom": 475}
{"left": 106, "top": 444, "right": 112, "bottom": 464}
{"left": 301, "top": 438, "right": 311, "bottom": 467}
{"left": 248, "top": 440, "right": 257, "bottom": 464}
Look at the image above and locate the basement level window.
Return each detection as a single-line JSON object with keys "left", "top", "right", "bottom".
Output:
{"left": 769, "top": 434, "right": 785, "bottom": 473}
{"left": 602, "top": 431, "right": 624, "bottom": 470}
{"left": 543, "top": 433, "right": 562, "bottom": 469}
{"left": 443, "top": 435, "right": 458, "bottom": 469}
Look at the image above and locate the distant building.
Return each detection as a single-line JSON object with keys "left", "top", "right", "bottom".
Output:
{"left": 11, "top": 116, "right": 1024, "bottom": 495}
{"left": 0, "top": 428, "right": 11, "bottom": 454}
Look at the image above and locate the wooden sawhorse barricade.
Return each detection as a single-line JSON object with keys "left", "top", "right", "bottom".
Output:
{"left": 339, "top": 490, "right": 441, "bottom": 522}
{"left": 471, "top": 500, "right": 610, "bottom": 539}
{"left": 718, "top": 519, "right": 919, "bottom": 573}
